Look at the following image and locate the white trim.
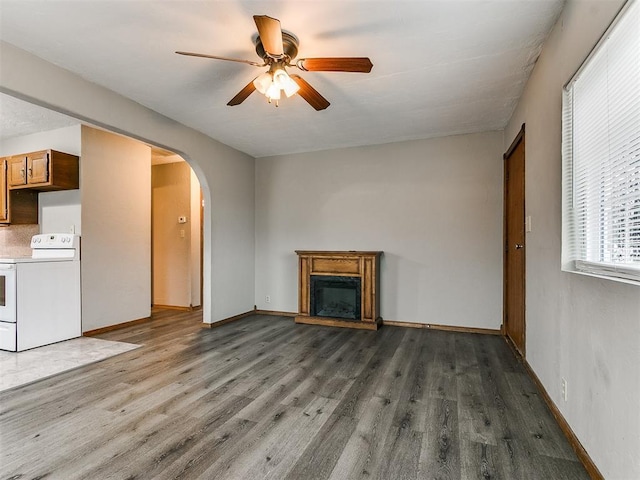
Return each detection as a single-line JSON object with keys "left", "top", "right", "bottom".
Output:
{"left": 575, "top": 260, "right": 640, "bottom": 285}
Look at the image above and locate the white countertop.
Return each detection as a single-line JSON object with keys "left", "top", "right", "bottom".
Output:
{"left": 0, "top": 256, "right": 74, "bottom": 264}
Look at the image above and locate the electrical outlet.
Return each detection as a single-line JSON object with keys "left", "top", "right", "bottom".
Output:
{"left": 265, "top": 295, "right": 271, "bottom": 303}
{"left": 561, "top": 378, "right": 568, "bottom": 402}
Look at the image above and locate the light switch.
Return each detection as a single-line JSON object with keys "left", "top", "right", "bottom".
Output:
{"left": 180, "top": 229, "right": 185, "bottom": 238}
{"left": 525, "top": 215, "right": 532, "bottom": 232}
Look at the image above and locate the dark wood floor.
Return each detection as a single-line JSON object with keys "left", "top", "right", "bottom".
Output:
{"left": 0, "top": 309, "right": 589, "bottom": 480}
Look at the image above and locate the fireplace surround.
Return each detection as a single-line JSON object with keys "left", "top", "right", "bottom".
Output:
{"left": 295, "top": 250, "right": 382, "bottom": 330}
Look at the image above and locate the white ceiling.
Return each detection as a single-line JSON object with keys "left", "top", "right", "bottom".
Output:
{"left": 0, "top": 0, "right": 564, "bottom": 158}
{"left": 0, "top": 93, "right": 78, "bottom": 140}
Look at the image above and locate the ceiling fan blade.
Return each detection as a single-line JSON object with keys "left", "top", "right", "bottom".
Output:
{"left": 253, "top": 15, "right": 284, "bottom": 57}
{"left": 290, "top": 75, "right": 330, "bottom": 111}
{"left": 296, "top": 57, "right": 373, "bottom": 73}
{"left": 176, "top": 51, "right": 264, "bottom": 67}
{"left": 227, "top": 79, "right": 257, "bottom": 106}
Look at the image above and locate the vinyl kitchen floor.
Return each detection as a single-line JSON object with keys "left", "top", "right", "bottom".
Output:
{"left": 0, "top": 336, "right": 140, "bottom": 392}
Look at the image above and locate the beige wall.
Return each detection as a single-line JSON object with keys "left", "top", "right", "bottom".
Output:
{"left": 504, "top": 1, "right": 640, "bottom": 478}
{"left": 152, "top": 161, "right": 200, "bottom": 308}
{"left": 255, "top": 131, "right": 504, "bottom": 329}
{"left": 81, "top": 126, "right": 151, "bottom": 331}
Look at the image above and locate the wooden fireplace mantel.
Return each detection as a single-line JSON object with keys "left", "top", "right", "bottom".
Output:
{"left": 295, "top": 250, "right": 382, "bottom": 330}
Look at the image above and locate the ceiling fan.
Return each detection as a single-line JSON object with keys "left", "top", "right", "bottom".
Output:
{"left": 176, "top": 15, "right": 373, "bottom": 111}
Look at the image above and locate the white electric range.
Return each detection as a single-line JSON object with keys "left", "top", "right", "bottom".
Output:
{"left": 0, "top": 233, "right": 81, "bottom": 351}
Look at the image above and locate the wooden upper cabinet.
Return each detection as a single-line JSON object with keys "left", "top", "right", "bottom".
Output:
{"left": 1, "top": 150, "right": 78, "bottom": 225}
{"left": 0, "top": 158, "right": 8, "bottom": 223}
{"left": 8, "top": 155, "right": 27, "bottom": 188}
{"left": 28, "top": 151, "right": 50, "bottom": 184}
{"left": 8, "top": 150, "right": 78, "bottom": 191}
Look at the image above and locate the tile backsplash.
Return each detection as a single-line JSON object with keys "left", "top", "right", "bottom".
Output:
{"left": 0, "top": 224, "right": 39, "bottom": 257}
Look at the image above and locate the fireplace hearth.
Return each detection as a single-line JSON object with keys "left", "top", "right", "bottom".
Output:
{"left": 295, "top": 251, "right": 382, "bottom": 330}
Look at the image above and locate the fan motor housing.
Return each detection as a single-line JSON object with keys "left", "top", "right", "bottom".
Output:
{"left": 255, "top": 32, "right": 299, "bottom": 61}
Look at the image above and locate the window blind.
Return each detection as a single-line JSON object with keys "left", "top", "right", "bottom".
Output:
{"left": 562, "top": 0, "right": 640, "bottom": 283}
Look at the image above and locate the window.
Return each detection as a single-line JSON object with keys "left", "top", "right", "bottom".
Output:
{"left": 562, "top": 0, "right": 640, "bottom": 284}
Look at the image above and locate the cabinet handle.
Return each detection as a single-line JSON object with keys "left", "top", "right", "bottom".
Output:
{"left": 20, "top": 168, "right": 25, "bottom": 179}
{"left": 28, "top": 167, "right": 33, "bottom": 178}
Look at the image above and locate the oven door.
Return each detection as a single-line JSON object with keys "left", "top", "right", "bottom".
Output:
{"left": 0, "top": 264, "right": 17, "bottom": 323}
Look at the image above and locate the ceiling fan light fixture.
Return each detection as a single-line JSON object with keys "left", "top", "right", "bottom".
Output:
{"left": 254, "top": 66, "right": 299, "bottom": 103}
{"left": 266, "top": 82, "right": 281, "bottom": 101}
{"left": 280, "top": 72, "right": 300, "bottom": 98}
{"left": 253, "top": 72, "right": 272, "bottom": 95}
{"left": 273, "top": 68, "right": 299, "bottom": 98}
{"left": 272, "top": 68, "right": 286, "bottom": 85}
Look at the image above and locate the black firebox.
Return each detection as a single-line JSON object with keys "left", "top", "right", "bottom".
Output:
{"left": 310, "top": 275, "right": 361, "bottom": 321}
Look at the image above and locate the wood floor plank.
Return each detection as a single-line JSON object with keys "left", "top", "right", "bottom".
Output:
{"left": 424, "top": 331, "right": 458, "bottom": 401}
{"left": 372, "top": 330, "right": 424, "bottom": 479}
{"left": 460, "top": 439, "right": 500, "bottom": 479}
{"left": 162, "top": 417, "right": 258, "bottom": 479}
{"left": 418, "top": 398, "right": 461, "bottom": 480}
{"left": 219, "top": 396, "right": 340, "bottom": 480}
{"left": 475, "top": 334, "right": 579, "bottom": 478}
{"left": 200, "top": 403, "right": 305, "bottom": 479}
{"left": 328, "top": 395, "right": 400, "bottom": 479}
{"left": 456, "top": 370, "right": 499, "bottom": 446}
{"left": 378, "top": 427, "right": 423, "bottom": 480}
{"left": 280, "top": 329, "right": 372, "bottom": 408}
{"left": 284, "top": 412, "right": 358, "bottom": 480}
{"left": 92, "top": 395, "right": 255, "bottom": 480}
{"left": 0, "top": 310, "right": 590, "bottom": 480}
{"left": 501, "top": 369, "right": 578, "bottom": 461}
{"left": 235, "top": 329, "right": 365, "bottom": 423}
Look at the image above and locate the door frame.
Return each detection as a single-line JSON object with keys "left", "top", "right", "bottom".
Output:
{"left": 200, "top": 188, "right": 204, "bottom": 309}
{"left": 503, "top": 123, "right": 526, "bottom": 357}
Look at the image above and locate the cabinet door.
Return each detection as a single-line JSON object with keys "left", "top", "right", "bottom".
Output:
{"left": 0, "top": 158, "right": 8, "bottom": 223}
{"left": 27, "top": 151, "right": 50, "bottom": 185}
{"left": 7, "top": 156, "right": 27, "bottom": 187}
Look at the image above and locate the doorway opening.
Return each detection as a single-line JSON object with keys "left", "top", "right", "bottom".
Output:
{"left": 151, "top": 149, "right": 203, "bottom": 311}
{"left": 503, "top": 124, "right": 526, "bottom": 357}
